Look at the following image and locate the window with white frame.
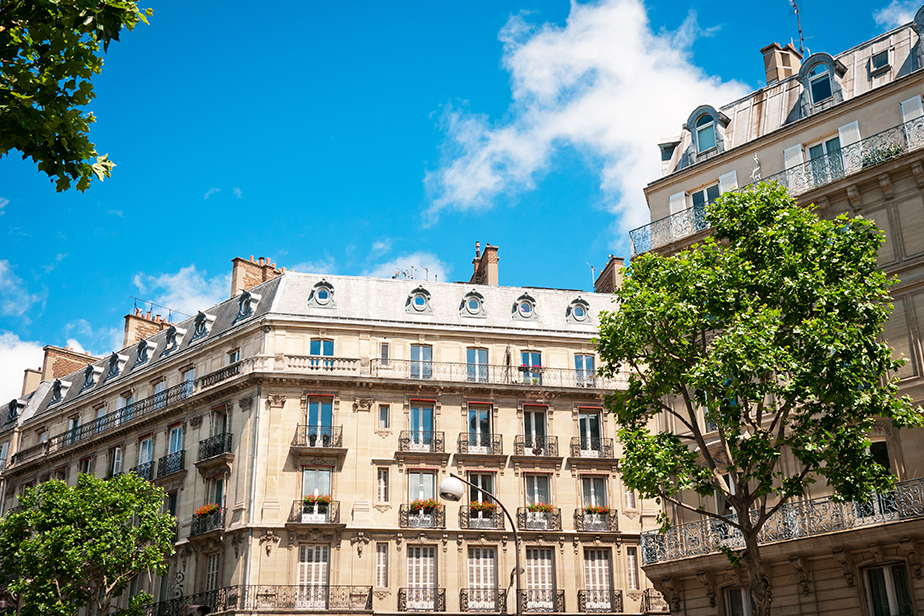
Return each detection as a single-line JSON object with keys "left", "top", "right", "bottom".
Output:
{"left": 168, "top": 425, "right": 183, "bottom": 454}
{"left": 78, "top": 457, "right": 92, "bottom": 476}
{"left": 95, "top": 405, "right": 107, "bottom": 434}
{"left": 138, "top": 437, "right": 153, "bottom": 466}
{"left": 407, "top": 546, "right": 437, "bottom": 610}
{"left": 525, "top": 548, "right": 555, "bottom": 610}
{"left": 575, "top": 355, "right": 595, "bottom": 387}
{"left": 691, "top": 184, "right": 720, "bottom": 210}
{"left": 625, "top": 488, "right": 637, "bottom": 510}
{"left": 309, "top": 339, "right": 334, "bottom": 368}
{"left": 695, "top": 114, "right": 716, "bottom": 152}
{"left": 409, "top": 402, "right": 434, "bottom": 450}
{"left": 523, "top": 406, "right": 547, "bottom": 454}
{"left": 525, "top": 474, "right": 551, "bottom": 506}
{"left": 298, "top": 545, "right": 330, "bottom": 608}
{"left": 521, "top": 351, "right": 542, "bottom": 384}
{"left": 208, "top": 475, "right": 225, "bottom": 506}
{"left": 376, "top": 543, "right": 389, "bottom": 587}
{"left": 410, "top": 345, "right": 432, "bottom": 380}
{"left": 582, "top": 476, "right": 608, "bottom": 509}
{"left": 872, "top": 50, "right": 890, "bottom": 72}
{"left": 108, "top": 446, "right": 123, "bottom": 477}
{"left": 205, "top": 553, "right": 220, "bottom": 592}
{"left": 583, "top": 549, "right": 613, "bottom": 610}
{"left": 808, "top": 63, "right": 833, "bottom": 104}
{"left": 724, "top": 587, "right": 754, "bottom": 616}
{"left": 0, "top": 441, "right": 9, "bottom": 470}
{"left": 865, "top": 563, "right": 913, "bottom": 616}
{"left": 577, "top": 409, "right": 602, "bottom": 456}
{"left": 407, "top": 470, "right": 435, "bottom": 502}
{"left": 380, "top": 342, "right": 390, "bottom": 366}
{"left": 626, "top": 547, "right": 640, "bottom": 591}
{"left": 467, "top": 404, "right": 492, "bottom": 452}
{"left": 378, "top": 404, "right": 390, "bottom": 429}
{"left": 715, "top": 474, "right": 735, "bottom": 518}
{"left": 153, "top": 380, "right": 166, "bottom": 411}
{"left": 468, "top": 547, "right": 497, "bottom": 609}
{"left": 466, "top": 348, "right": 488, "bottom": 383}
{"left": 227, "top": 349, "right": 241, "bottom": 365}
{"left": 377, "top": 468, "right": 389, "bottom": 502}
{"left": 303, "top": 467, "right": 332, "bottom": 498}
{"left": 307, "top": 396, "right": 333, "bottom": 446}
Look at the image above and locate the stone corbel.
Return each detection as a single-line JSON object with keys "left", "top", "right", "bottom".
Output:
{"left": 869, "top": 543, "right": 884, "bottom": 563}
{"left": 832, "top": 548, "right": 855, "bottom": 587}
{"left": 878, "top": 174, "right": 894, "bottom": 198}
{"left": 913, "top": 162, "right": 924, "bottom": 187}
{"left": 261, "top": 530, "right": 280, "bottom": 555}
{"left": 789, "top": 556, "right": 810, "bottom": 595}
{"left": 458, "top": 536, "right": 464, "bottom": 552}
{"left": 395, "top": 534, "right": 403, "bottom": 551}
{"left": 354, "top": 398, "right": 374, "bottom": 412}
{"left": 238, "top": 396, "right": 253, "bottom": 412}
{"left": 814, "top": 195, "right": 830, "bottom": 217}
{"left": 899, "top": 538, "right": 922, "bottom": 578}
{"left": 661, "top": 576, "right": 681, "bottom": 613}
{"left": 350, "top": 532, "right": 371, "bottom": 557}
{"left": 695, "top": 570, "right": 716, "bottom": 607}
{"left": 267, "top": 394, "right": 286, "bottom": 408}
{"left": 189, "top": 415, "right": 203, "bottom": 429}
{"left": 846, "top": 184, "right": 862, "bottom": 210}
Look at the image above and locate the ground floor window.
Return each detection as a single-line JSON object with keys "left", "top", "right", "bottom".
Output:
{"left": 866, "top": 563, "right": 914, "bottom": 616}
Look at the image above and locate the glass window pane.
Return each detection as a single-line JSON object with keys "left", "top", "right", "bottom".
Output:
{"left": 811, "top": 75, "right": 832, "bottom": 102}
{"left": 692, "top": 190, "right": 706, "bottom": 207}
{"left": 310, "top": 339, "right": 320, "bottom": 355}
{"left": 891, "top": 564, "right": 913, "bottom": 615}
{"left": 706, "top": 184, "right": 721, "bottom": 203}
{"left": 866, "top": 567, "right": 891, "bottom": 616}
{"left": 697, "top": 125, "right": 716, "bottom": 151}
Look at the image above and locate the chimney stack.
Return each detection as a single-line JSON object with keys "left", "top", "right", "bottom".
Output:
{"left": 230, "top": 255, "right": 285, "bottom": 297}
{"left": 761, "top": 42, "right": 802, "bottom": 85}
{"left": 469, "top": 242, "right": 499, "bottom": 286}
{"left": 40, "top": 345, "right": 100, "bottom": 382}
{"left": 593, "top": 255, "right": 626, "bottom": 294}
{"left": 122, "top": 308, "right": 171, "bottom": 348}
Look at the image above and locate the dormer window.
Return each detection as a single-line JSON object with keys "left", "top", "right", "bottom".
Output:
{"left": 567, "top": 297, "right": 592, "bottom": 323}
{"left": 191, "top": 311, "right": 216, "bottom": 342}
{"left": 308, "top": 280, "right": 336, "bottom": 308}
{"left": 135, "top": 339, "right": 156, "bottom": 366}
{"left": 460, "top": 290, "right": 486, "bottom": 317}
{"left": 51, "top": 379, "right": 71, "bottom": 404}
{"left": 871, "top": 50, "right": 889, "bottom": 72}
{"left": 512, "top": 293, "right": 537, "bottom": 321}
{"left": 163, "top": 325, "right": 187, "bottom": 356}
{"left": 808, "top": 64, "right": 832, "bottom": 104}
{"left": 236, "top": 290, "right": 261, "bottom": 321}
{"left": 406, "top": 286, "right": 433, "bottom": 314}
{"left": 695, "top": 114, "right": 716, "bottom": 152}
{"left": 107, "top": 353, "right": 128, "bottom": 378}
{"left": 81, "top": 364, "right": 103, "bottom": 391}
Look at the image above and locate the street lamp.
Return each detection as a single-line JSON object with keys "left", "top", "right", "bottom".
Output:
{"left": 438, "top": 473, "right": 523, "bottom": 616}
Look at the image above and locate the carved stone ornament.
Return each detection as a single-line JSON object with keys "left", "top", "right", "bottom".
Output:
{"left": 267, "top": 394, "right": 287, "bottom": 408}
{"left": 260, "top": 530, "right": 280, "bottom": 556}
{"left": 355, "top": 398, "right": 374, "bottom": 412}
{"left": 231, "top": 532, "right": 244, "bottom": 559}
{"left": 661, "top": 576, "right": 681, "bottom": 613}
{"left": 789, "top": 556, "right": 810, "bottom": 595}
{"left": 878, "top": 173, "right": 894, "bottom": 198}
{"left": 239, "top": 396, "right": 253, "bottom": 412}
{"left": 189, "top": 415, "right": 203, "bottom": 429}
{"left": 900, "top": 537, "right": 923, "bottom": 578}
{"left": 627, "top": 591, "right": 642, "bottom": 602}
{"left": 832, "top": 548, "right": 855, "bottom": 587}
{"left": 373, "top": 590, "right": 390, "bottom": 600}
{"left": 351, "top": 532, "right": 371, "bottom": 557}
{"left": 846, "top": 184, "right": 862, "bottom": 209}
{"left": 870, "top": 543, "right": 884, "bottom": 563}
{"left": 913, "top": 161, "right": 924, "bottom": 187}
{"left": 396, "top": 534, "right": 403, "bottom": 551}
{"left": 375, "top": 430, "right": 392, "bottom": 439}
{"left": 373, "top": 504, "right": 392, "bottom": 513}
{"left": 695, "top": 570, "right": 716, "bottom": 607}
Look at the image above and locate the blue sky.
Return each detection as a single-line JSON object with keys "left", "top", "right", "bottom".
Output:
{"left": 0, "top": 0, "right": 915, "bottom": 401}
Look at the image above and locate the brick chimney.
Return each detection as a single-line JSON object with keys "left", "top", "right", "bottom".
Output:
{"left": 593, "top": 255, "right": 625, "bottom": 294}
{"left": 469, "top": 242, "right": 499, "bottom": 286}
{"left": 230, "top": 255, "right": 285, "bottom": 297}
{"left": 40, "top": 345, "right": 100, "bottom": 382}
{"left": 122, "top": 308, "right": 171, "bottom": 349}
{"left": 761, "top": 42, "right": 802, "bottom": 84}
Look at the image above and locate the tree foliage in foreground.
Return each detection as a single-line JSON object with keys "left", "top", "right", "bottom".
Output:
{"left": 0, "top": 0, "right": 151, "bottom": 191}
{"left": 0, "top": 473, "right": 175, "bottom": 616}
{"left": 597, "top": 182, "right": 923, "bottom": 616}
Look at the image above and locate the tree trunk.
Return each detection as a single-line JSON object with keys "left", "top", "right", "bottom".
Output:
{"left": 741, "top": 529, "right": 771, "bottom": 616}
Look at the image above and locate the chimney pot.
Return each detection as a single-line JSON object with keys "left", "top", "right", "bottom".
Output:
{"left": 250, "top": 255, "right": 254, "bottom": 262}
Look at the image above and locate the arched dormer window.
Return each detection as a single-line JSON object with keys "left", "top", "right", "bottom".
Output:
{"left": 81, "top": 364, "right": 103, "bottom": 391}
{"left": 808, "top": 63, "right": 832, "bottom": 104}
{"left": 406, "top": 286, "right": 433, "bottom": 314}
{"left": 191, "top": 311, "right": 216, "bottom": 342}
{"left": 236, "top": 290, "right": 261, "bottom": 321}
{"left": 797, "top": 54, "right": 846, "bottom": 112}
{"left": 695, "top": 114, "right": 716, "bottom": 152}
{"left": 163, "top": 325, "right": 187, "bottom": 356}
{"left": 566, "top": 297, "right": 592, "bottom": 323}
{"left": 51, "top": 379, "right": 71, "bottom": 404}
{"left": 685, "top": 106, "right": 729, "bottom": 157}
{"left": 460, "top": 289, "right": 486, "bottom": 317}
{"left": 512, "top": 293, "right": 537, "bottom": 321}
{"left": 307, "top": 280, "right": 336, "bottom": 308}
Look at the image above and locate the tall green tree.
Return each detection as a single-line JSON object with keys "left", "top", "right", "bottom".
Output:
{"left": 597, "top": 182, "right": 923, "bottom": 616}
{"left": 0, "top": 0, "right": 151, "bottom": 191}
{"left": 0, "top": 473, "right": 175, "bottom": 616}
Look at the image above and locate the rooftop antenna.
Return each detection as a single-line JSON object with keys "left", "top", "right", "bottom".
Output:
{"left": 424, "top": 267, "right": 429, "bottom": 282}
{"left": 789, "top": 0, "right": 805, "bottom": 56}
{"left": 585, "top": 262, "right": 596, "bottom": 288}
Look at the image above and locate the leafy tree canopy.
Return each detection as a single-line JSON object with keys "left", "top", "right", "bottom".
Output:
{"left": 0, "top": 473, "right": 175, "bottom": 616}
{"left": 0, "top": 0, "right": 151, "bottom": 191}
{"left": 597, "top": 182, "right": 923, "bottom": 615}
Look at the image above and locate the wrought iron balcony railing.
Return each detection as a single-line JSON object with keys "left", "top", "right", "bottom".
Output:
{"left": 130, "top": 461, "right": 155, "bottom": 481}
{"left": 190, "top": 506, "right": 225, "bottom": 537}
{"left": 143, "top": 585, "right": 373, "bottom": 615}
{"left": 371, "top": 359, "right": 626, "bottom": 390}
{"left": 287, "top": 499, "right": 341, "bottom": 524}
{"left": 398, "top": 588, "right": 446, "bottom": 612}
{"left": 198, "top": 433, "right": 233, "bottom": 461}
{"left": 573, "top": 509, "right": 618, "bottom": 532}
{"left": 629, "top": 117, "right": 924, "bottom": 256}
{"left": 460, "top": 507, "right": 505, "bottom": 530}
{"left": 460, "top": 589, "right": 507, "bottom": 612}
{"left": 518, "top": 589, "right": 565, "bottom": 613}
{"left": 641, "top": 476, "right": 924, "bottom": 565}
{"left": 11, "top": 382, "right": 192, "bottom": 466}
{"left": 399, "top": 430, "right": 445, "bottom": 453}
{"left": 198, "top": 361, "right": 242, "bottom": 389}
{"left": 517, "top": 507, "right": 562, "bottom": 531}
{"left": 291, "top": 425, "right": 344, "bottom": 448}
{"left": 458, "top": 433, "right": 503, "bottom": 455}
{"left": 578, "top": 590, "right": 623, "bottom": 613}
{"left": 156, "top": 450, "right": 185, "bottom": 478}
{"left": 569, "top": 437, "right": 613, "bottom": 459}
{"left": 514, "top": 435, "right": 558, "bottom": 457}
{"left": 642, "top": 588, "right": 668, "bottom": 613}
{"left": 399, "top": 504, "right": 446, "bottom": 529}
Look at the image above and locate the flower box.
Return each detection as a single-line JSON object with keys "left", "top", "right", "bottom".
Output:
{"left": 527, "top": 503, "right": 554, "bottom": 513}
{"left": 195, "top": 503, "right": 220, "bottom": 517}
{"left": 584, "top": 505, "right": 610, "bottom": 515}
{"left": 409, "top": 498, "right": 439, "bottom": 513}
{"left": 470, "top": 500, "right": 497, "bottom": 513}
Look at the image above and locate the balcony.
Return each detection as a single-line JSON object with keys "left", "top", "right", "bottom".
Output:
{"left": 399, "top": 430, "right": 445, "bottom": 453}
{"left": 291, "top": 425, "right": 344, "bottom": 448}
{"left": 642, "top": 589, "right": 668, "bottom": 613}
{"left": 517, "top": 507, "right": 562, "bottom": 531}
{"left": 629, "top": 118, "right": 924, "bottom": 256}
{"left": 399, "top": 504, "right": 446, "bottom": 529}
{"left": 458, "top": 433, "right": 503, "bottom": 455}
{"left": 198, "top": 361, "right": 242, "bottom": 389}
{"left": 460, "top": 589, "right": 506, "bottom": 612}
{"left": 143, "top": 585, "right": 373, "bottom": 615}
{"left": 371, "top": 359, "right": 626, "bottom": 390}
{"left": 286, "top": 499, "right": 343, "bottom": 526}
{"left": 156, "top": 450, "right": 185, "bottom": 479}
{"left": 514, "top": 435, "right": 558, "bottom": 457}
{"left": 578, "top": 590, "right": 623, "bottom": 613}
{"left": 459, "top": 507, "right": 505, "bottom": 530}
{"left": 190, "top": 506, "right": 225, "bottom": 537}
{"left": 569, "top": 437, "right": 614, "bottom": 459}
{"left": 398, "top": 588, "right": 446, "bottom": 612}
{"left": 195, "top": 433, "right": 234, "bottom": 477}
{"left": 641, "top": 476, "right": 924, "bottom": 565}
{"left": 130, "top": 461, "right": 155, "bottom": 481}
{"left": 11, "top": 382, "right": 192, "bottom": 467}
{"left": 518, "top": 589, "right": 565, "bottom": 613}
{"left": 574, "top": 509, "right": 618, "bottom": 532}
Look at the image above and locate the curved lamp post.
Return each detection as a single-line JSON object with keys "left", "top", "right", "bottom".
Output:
{"left": 438, "top": 472, "right": 523, "bottom": 616}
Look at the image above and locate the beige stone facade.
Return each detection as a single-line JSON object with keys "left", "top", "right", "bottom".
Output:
{"left": 0, "top": 249, "right": 657, "bottom": 616}
{"left": 632, "top": 6, "right": 924, "bottom": 616}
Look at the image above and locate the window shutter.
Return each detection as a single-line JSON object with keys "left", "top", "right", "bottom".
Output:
{"left": 838, "top": 120, "right": 861, "bottom": 147}
{"left": 839, "top": 121, "right": 863, "bottom": 174}
{"left": 668, "top": 192, "right": 686, "bottom": 215}
{"left": 376, "top": 544, "right": 389, "bottom": 587}
{"left": 583, "top": 550, "right": 611, "bottom": 592}
{"left": 901, "top": 96, "right": 924, "bottom": 149}
{"left": 718, "top": 170, "right": 738, "bottom": 194}
{"left": 783, "top": 144, "right": 804, "bottom": 169}
{"left": 113, "top": 448, "right": 122, "bottom": 474}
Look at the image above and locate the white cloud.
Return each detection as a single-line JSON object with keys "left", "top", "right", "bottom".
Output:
{"left": 364, "top": 252, "right": 451, "bottom": 283}
{"left": 204, "top": 187, "right": 221, "bottom": 199}
{"left": 371, "top": 239, "right": 393, "bottom": 257}
{"left": 233, "top": 187, "right": 242, "bottom": 198}
{"left": 288, "top": 257, "right": 337, "bottom": 275}
{"left": 0, "top": 260, "right": 46, "bottom": 323}
{"left": 107, "top": 209, "right": 123, "bottom": 217}
{"left": 874, "top": 0, "right": 918, "bottom": 29}
{"left": 0, "top": 331, "right": 44, "bottom": 404}
{"left": 0, "top": 197, "right": 8, "bottom": 215}
{"left": 424, "top": 0, "right": 749, "bottom": 237}
{"left": 132, "top": 264, "right": 228, "bottom": 318}
{"left": 42, "top": 253, "right": 67, "bottom": 274}
{"left": 66, "top": 338, "right": 87, "bottom": 354}
{"left": 63, "top": 318, "right": 123, "bottom": 355}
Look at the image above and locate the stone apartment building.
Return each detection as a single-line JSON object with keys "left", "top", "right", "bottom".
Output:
{"left": 0, "top": 247, "right": 661, "bottom": 615}
{"left": 630, "top": 6, "right": 924, "bottom": 616}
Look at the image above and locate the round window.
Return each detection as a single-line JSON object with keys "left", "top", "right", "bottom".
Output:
{"left": 413, "top": 294, "right": 427, "bottom": 310}
{"left": 467, "top": 298, "right": 480, "bottom": 313}
{"left": 317, "top": 288, "right": 330, "bottom": 304}
{"left": 573, "top": 305, "right": 586, "bottom": 320}
{"left": 519, "top": 301, "right": 532, "bottom": 316}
